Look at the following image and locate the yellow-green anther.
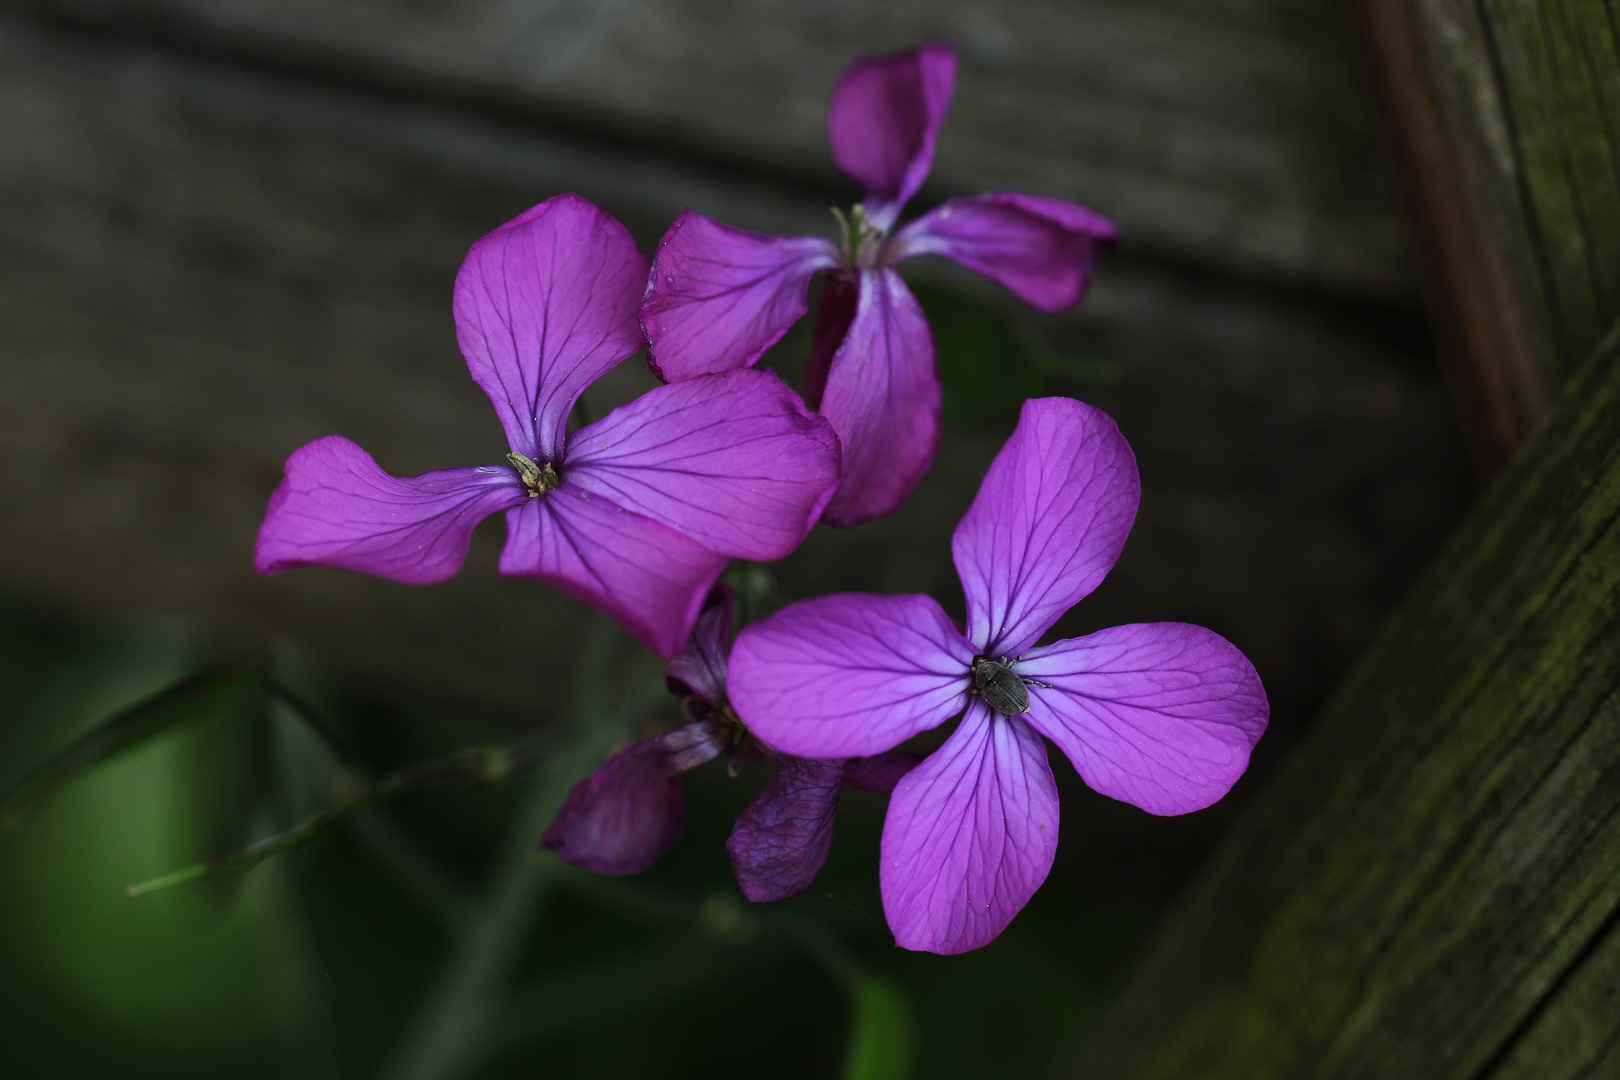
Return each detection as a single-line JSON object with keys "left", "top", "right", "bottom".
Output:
{"left": 507, "top": 452, "right": 559, "bottom": 495}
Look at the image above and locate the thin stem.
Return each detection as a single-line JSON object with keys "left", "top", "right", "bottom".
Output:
{"left": 123, "top": 731, "right": 561, "bottom": 897}
{"left": 377, "top": 617, "right": 659, "bottom": 1080}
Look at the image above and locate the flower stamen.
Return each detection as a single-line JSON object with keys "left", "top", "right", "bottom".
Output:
{"left": 506, "top": 451, "right": 559, "bottom": 496}
{"left": 830, "top": 204, "right": 887, "bottom": 270}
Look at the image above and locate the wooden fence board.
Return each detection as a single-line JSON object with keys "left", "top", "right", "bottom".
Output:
{"left": 1489, "top": 908, "right": 1620, "bottom": 1080}
{"left": 12, "top": 0, "right": 1414, "bottom": 297}
{"left": 0, "top": 14, "right": 1470, "bottom": 727}
{"left": 1351, "top": 0, "right": 1620, "bottom": 467}
{"left": 1064, "top": 322, "right": 1620, "bottom": 1079}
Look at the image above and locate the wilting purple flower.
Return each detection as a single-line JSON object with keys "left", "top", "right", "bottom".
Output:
{"left": 255, "top": 195, "right": 841, "bottom": 658}
{"left": 640, "top": 43, "right": 1117, "bottom": 527}
{"left": 542, "top": 586, "right": 917, "bottom": 895}
{"left": 728, "top": 397, "right": 1269, "bottom": 953}
{"left": 541, "top": 716, "right": 728, "bottom": 875}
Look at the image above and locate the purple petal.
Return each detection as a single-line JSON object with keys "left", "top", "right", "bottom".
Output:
{"left": 541, "top": 720, "right": 726, "bottom": 875}
{"left": 953, "top": 397, "right": 1140, "bottom": 657}
{"left": 1018, "top": 623, "right": 1268, "bottom": 815}
{"left": 664, "top": 584, "right": 734, "bottom": 710}
{"left": 803, "top": 271, "right": 860, "bottom": 411}
{"left": 499, "top": 487, "right": 728, "bottom": 659}
{"left": 565, "top": 369, "right": 841, "bottom": 561}
{"left": 729, "top": 592, "right": 974, "bottom": 759}
{"left": 454, "top": 194, "right": 650, "bottom": 463}
{"left": 640, "top": 210, "right": 838, "bottom": 382}
{"left": 818, "top": 268, "right": 941, "bottom": 527}
{"left": 891, "top": 193, "right": 1119, "bottom": 312}
{"left": 828, "top": 43, "right": 958, "bottom": 229}
{"left": 881, "top": 703, "right": 1059, "bottom": 954}
{"left": 842, "top": 750, "right": 922, "bottom": 794}
{"left": 727, "top": 758, "right": 846, "bottom": 902}
{"left": 540, "top": 739, "right": 684, "bottom": 874}
{"left": 255, "top": 436, "right": 523, "bottom": 584}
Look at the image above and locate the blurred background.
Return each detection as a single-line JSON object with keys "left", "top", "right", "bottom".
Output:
{"left": 0, "top": 1, "right": 1477, "bottom": 1077}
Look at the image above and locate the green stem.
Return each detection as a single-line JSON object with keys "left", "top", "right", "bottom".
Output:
{"left": 377, "top": 618, "right": 656, "bottom": 1080}
{"left": 122, "top": 735, "right": 557, "bottom": 897}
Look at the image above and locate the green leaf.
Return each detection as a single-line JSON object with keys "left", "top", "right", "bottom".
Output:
{"left": 908, "top": 279, "right": 1119, "bottom": 421}
{"left": 909, "top": 280, "right": 1047, "bottom": 421}
{"left": 842, "top": 976, "right": 917, "bottom": 1080}
{"left": 0, "top": 667, "right": 263, "bottom": 837}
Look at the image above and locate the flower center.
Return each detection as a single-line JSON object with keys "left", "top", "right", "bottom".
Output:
{"left": 831, "top": 204, "right": 887, "bottom": 270}
{"left": 971, "top": 656, "right": 1030, "bottom": 717}
{"left": 507, "top": 452, "right": 559, "bottom": 497}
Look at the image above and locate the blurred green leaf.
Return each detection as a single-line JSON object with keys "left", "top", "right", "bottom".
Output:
{"left": 0, "top": 705, "right": 282, "bottom": 1062}
{"left": 842, "top": 976, "right": 916, "bottom": 1080}
{"left": 127, "top": 732, "right": 561, "bottom": 898}
{"left": 910, "top": 280, "right": 1047, "bottom": 421}
{"left": 908, "top": 280, "right": 1119, "bottom": 421}
{"left": 0, "top": 667, "right": 264, "bottom": 837}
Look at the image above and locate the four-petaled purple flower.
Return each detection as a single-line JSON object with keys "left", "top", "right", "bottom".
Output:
{"left": 254, "top": 194, "right": 841, "bottom": 658}
{"left": 639, "top": 43, "right": 1118, "bottom": 527}
{"left": 728, "top": 397, "right": 1269, "bottom": 954}
{"left": 542, "top": 585, "right": 918, "bottom": 899}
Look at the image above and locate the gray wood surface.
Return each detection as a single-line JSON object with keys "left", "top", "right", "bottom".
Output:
{"left": 0, "top": 10, "right": 1469, "bottom": 728}
{"left": 1351, "top": 0, "right": 1620, "bottom": 469}
{"left": 15, "top": 0, "right": 1413, "bottom": 298}
{"left": 1063, "top": 321, "right": 1620, "bottom": 1079}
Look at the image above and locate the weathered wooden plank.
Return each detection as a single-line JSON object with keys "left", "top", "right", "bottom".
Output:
{"left": 0, "top": 14, "right": 1470, "bottom": 727}
{"left": 1063, "top": 320, "right": 1620, "bottom": 1079}
{"left": 11, "top": 0, "right": 1414, "bottom": 297}
{"left": 1488, "top": 906, "right": 1620, "bottom": 1080}
{"left": 1350, "top": 0, "right": 1620, "bottom": 468}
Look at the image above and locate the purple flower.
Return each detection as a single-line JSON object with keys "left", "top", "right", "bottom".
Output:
{"left": 255, "top": 195, "right": 841, "bottom": 659}
{"left": 639, "top": 43, "right": 1118, "bottom": 527}
{"left": 727, "top": 397, "right": 1269, "bottom": 953}
{"left": 542, "top": 586, "right": 918, "bottom": 896}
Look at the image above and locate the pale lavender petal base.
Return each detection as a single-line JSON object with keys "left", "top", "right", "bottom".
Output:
{"left": 818, "top": 268, "right": 941, "bottom": 527}
{"left": 730, "top": 592, "right": 974, "bottom": 759}
{"left": 728, "top": 758, "right": 846, "bottom": 902}
{"left": 1018, "top": 623, "right": 1269, "bottom": 815}
{"left": 892, "top": 193, "right": 1119, "bottom": 312}
{"left": 499, "top": 488, "right": 728, "bottom": 660}
{"left": 565, "top": 369, "right": 841, "bottom": 561}
{"left": 828, "top": 43, "right": 958, "bottom": 230}
{"left": 881, "top": 703, "right": 1060, "bottom": 954}
{"left": 640, "top": 210, "right": 838, "bottom": 381}
{"left": 953, "top": 397, "right": 1140, "bottom": 656}
{"left": 453, "top": 194, "right": 650, "bottom": 462}
{"left": 255, "top": 436, "right": 523, "bottom": 584}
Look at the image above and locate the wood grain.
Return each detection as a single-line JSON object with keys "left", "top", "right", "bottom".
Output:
{"left": 11, "top": 0, "right": 1414, "bottom": 297}
{"left": 0, "top": 14, "right": 1469, "bottom": 728}
{"left": 1350, "top": 0, "right": 1620, "bottom": 469}
{"left": 1064, "top": 320, "right": 1620, "bottom": 1079}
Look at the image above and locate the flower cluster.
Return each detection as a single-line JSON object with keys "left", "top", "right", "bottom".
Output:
{"left": 541, "top": 585, "right": 918, "bottom": 900}
{"left": 640, "top": 42, "right": 1117, "bottom": 526}
{"left": 254, "top": 43, "right": 1268, "bottom": 954}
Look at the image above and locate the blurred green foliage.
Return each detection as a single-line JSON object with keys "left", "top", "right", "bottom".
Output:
{"left": 843, "top": 977, "right": 916, "bottom": 1080}
{"left": 907, "top": 280, "right": 1116, "bottom": 421}
{"left": 0, "top": 597, "right": 1159, "bottom": 1080}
